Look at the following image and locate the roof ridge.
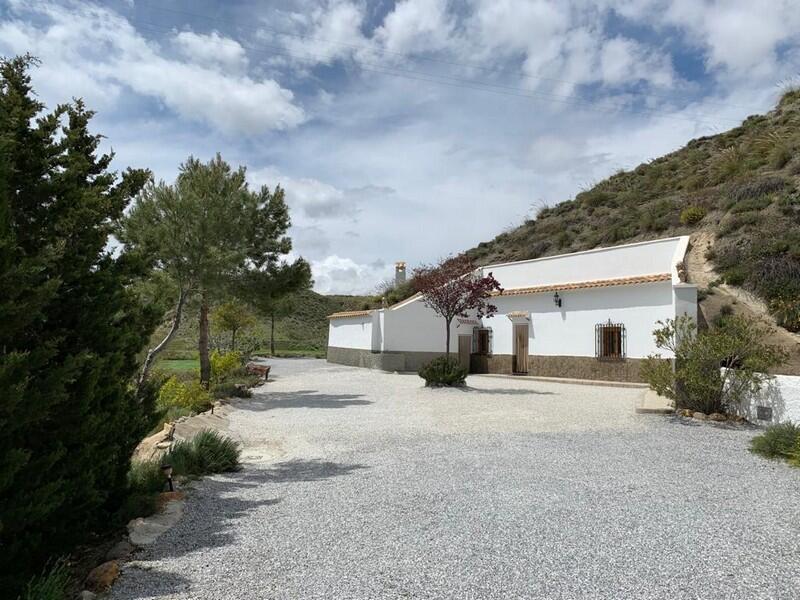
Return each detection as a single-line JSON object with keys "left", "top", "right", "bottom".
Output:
{"left": 494, "top": 273, "right": 671, "bottom": 296}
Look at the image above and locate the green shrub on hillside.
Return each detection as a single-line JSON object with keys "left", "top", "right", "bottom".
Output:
{"left": 770, "top": 144, "right": 792, "bottom": 169}
{"left": 750, "top": 422, "right": 800, "bottom": 461}
{"left": 679, "top": 205, "right": 707, "bottom": 225}
{"left": 769, "top": 298, "right": 800, "bottom": 332}
{"left": 728, "top": 176, "right": 786, "bottom": 204}
{"left": 729, "top": 196, "right": 772, "bottom": 214}
{"left": 419, "top": 357, "right": 468, "bottom": 387}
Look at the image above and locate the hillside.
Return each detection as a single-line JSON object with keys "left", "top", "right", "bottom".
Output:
{"left": 158, "top": 290, "right": 371, "bottom": 360}
{"left": 268, "top": 290, "right": 372, "bottom": 353}
{"left": 462, "top": 89, "right": 800, "bottom": 372}
{"left": 466, "top": 90, "right": 800, "bottom": 331}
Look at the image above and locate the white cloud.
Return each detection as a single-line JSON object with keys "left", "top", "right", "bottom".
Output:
{"left": 374, "top": 0, "right": 455, "bottom": 55}
{"left": 600, "top": 37, "right": 673, "bottom": 88}
{"left": 310, "top": 255, "right": 391, "bottom": 295}
{"left": 172, "top": 30, "right": 248, "bottom": 73}
{"left": 4, "top": 0, "right": 800, "bottom": 299}
{"left": 613, "top": 0, "right": 800, "bottom": 78}
{"left": 0, "top": 1, "right": 305, "bottom": 134}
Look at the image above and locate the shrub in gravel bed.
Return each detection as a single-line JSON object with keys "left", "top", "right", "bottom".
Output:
{"left": 750, "top": 422, "right": 800, "bottom": 461}
{"left": 419, "top": 357, "right": 468, "bottom": 387}
{"left": 166, "top": 429, "right": 241, "bottom": 477}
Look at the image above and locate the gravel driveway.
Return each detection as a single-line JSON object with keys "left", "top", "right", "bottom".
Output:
{"left": 112, "top": 359, "right": 800, "bottom": 599}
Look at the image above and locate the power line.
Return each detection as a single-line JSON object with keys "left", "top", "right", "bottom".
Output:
{"left": 129, "top": 0, "right": 766, "bottom": 114}
{"left": 124, "top": 17, "right": 744, "bottom": 128}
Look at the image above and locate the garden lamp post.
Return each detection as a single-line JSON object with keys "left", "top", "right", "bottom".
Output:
{"left": 161, "top": 463, "right": 174, "bottom": 492}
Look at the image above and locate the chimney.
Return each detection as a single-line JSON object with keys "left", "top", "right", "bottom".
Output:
{"left": 395, "top": 261, "right": 406, "bottom": 286}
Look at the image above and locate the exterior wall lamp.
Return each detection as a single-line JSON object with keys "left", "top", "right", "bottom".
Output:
{"left": 553, "top": 292, "right": 562, "bottom": 307}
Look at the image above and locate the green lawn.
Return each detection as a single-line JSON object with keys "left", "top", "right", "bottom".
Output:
{"left": 157, "top": 359, "right": 200, "bottom": 372}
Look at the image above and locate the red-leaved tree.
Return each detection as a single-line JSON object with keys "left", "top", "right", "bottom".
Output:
{"left": 413, "top": 255, "right": 503, "bottom": 360}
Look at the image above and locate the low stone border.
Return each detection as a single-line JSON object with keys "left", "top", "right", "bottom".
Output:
{"left": 79, "top": 491, "right": 186, "bottom": 598}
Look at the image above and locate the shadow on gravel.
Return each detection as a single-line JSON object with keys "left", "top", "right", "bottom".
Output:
{"left": 665, "top": 415, "right": 759, "bottom": 430}
{"left": 458, "top": 386, "right": 555, "bottom": 396}
{"left": 244, "top": 389, "right": 373, "bottom": 411}
{"left": 115, "top": 460, "right": 367, "bottom": 598}
{"left": 113, "top": 567, "right": 194, "bottom": 600}
{"left": 246, "top": 459, "right": 370, "bottom": 484}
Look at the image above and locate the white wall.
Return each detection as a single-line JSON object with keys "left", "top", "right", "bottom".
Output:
{"left": 481, "top": 237, "right": 685, "bottom": 289}
{"left": 732, "top": 373, "right": 800, "bottom": 425}
{"left": 383, "top": 297, "right": 463, "bottom": 353}
{"left": 328, "top": 315, "right": 373, "bottom": 350}
{"left": 488, "top": 281, "right": 675, "bottom": 358}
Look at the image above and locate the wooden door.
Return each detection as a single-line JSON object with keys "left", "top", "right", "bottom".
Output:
{"left": 513, "top": 323, "right": 529, "bottom": 374}
{"left": 458, "top": 335, "right": 472, "bottom": 371}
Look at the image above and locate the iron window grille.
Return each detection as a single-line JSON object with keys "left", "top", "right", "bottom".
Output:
{"left": 595, "top": 320, "right": 626, "bottom": 361}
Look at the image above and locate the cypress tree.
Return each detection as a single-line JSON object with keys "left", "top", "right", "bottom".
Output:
{"left": 0, "top": 56, "right": 157, "bottom": 595}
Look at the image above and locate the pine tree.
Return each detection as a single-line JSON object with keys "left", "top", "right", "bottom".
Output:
{"left": 122, "top": 154, "right": 309, "bottom": 387}
{"left": 0, "top": 56, "right": 157, "bottom": 595}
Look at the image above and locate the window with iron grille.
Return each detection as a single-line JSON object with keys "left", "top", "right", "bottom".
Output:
{"left": 472, "top": 327, "right": 492, "bottom": 355}
{"left": 595, "top": 321, "right": 626, "bottom": 360}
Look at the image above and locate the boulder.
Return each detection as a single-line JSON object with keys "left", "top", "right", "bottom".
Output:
{"left": 692, "top": 412, "right": 707, "bottom": 420}
{"left": 708, "top": 412, "right": 727, "bottom": 422}
{"left": 85, "top": 560, "right": 120, "bottom": 592}
{"left": 105, "top": 539, "right": 135, "bottom": 561}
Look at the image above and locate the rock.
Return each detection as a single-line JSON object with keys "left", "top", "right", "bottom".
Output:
{"left": 155, "top": 440, "right": 172, "bottom": 449}
{"left": 692, "top": 412, "right": 707, "bottom": 420}
{"left": 128, "top": 493, "right": 185, "bottom": 546}
{"left": 680, "top": 409, "right": 693, "bottom": 417}
{"left": 106, "top": 539, "right": 135, "bottom": 561}
{"left": 78, "top": 591, "right": 97, "bottom": 600}
{"left": 85, "top": 560, "right": 120, "bottom": 592}
{"left": 156, "top": 490, "right": 185, "bottom": 511}
{"left": 708, "top": 412, "right": 727, "bottom": 422}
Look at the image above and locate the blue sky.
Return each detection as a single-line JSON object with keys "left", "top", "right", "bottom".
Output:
{"left": 2, "top": 0, "right": 799, "bottom": 293}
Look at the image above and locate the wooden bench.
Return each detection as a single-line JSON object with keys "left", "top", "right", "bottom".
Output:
{"left": 245, "top": 362, "right": 271, "bottom": 381}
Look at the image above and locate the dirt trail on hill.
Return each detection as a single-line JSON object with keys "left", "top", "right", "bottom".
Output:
{"left": 686, "top": 231, "right": 800, "bottom": 375}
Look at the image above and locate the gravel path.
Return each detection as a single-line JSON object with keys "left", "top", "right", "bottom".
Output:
{"left": 112, "top": 359, "right": 800, "bottom": 599}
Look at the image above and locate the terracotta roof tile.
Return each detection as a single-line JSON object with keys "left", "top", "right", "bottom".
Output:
{"left": 327, "top": 310, "right": 374, "bottom": 319}
{"left": 494, "top": 273, "right": 671, "bottom": 297}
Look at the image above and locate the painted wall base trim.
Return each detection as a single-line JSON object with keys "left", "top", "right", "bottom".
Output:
{"left": 327, "top": 347, "right": 647, "bottom": 382}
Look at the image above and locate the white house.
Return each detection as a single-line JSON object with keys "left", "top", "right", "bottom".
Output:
{"left": 327, "top": 236, "right": 697, "bottom": 382}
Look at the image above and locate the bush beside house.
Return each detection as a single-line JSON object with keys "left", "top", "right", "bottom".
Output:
{"left": 641, "top": 315, "right": 787, "bottom": 415}
{"left": 419, "top": 357, "right": 468, "bottom": 387}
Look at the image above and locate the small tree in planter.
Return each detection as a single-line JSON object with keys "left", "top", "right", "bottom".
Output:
{"left": 413, "top": 255, "right": 502, "bottom": 385}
